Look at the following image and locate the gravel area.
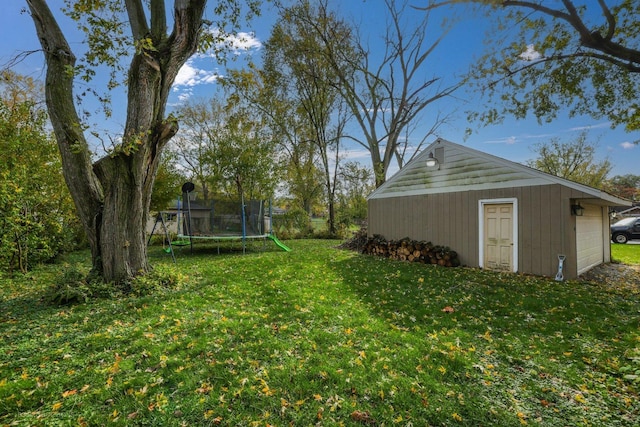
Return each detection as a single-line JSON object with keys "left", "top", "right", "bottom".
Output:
{"left": 578, "top": 263, "right": 640, "bottom": 293}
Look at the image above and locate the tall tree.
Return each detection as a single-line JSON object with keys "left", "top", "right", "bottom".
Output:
{"left": 605, "top": 174, "right": 640, "bottom": 202}
{"left": 25, "top": 0, "right": 258, "bottom": 283}
{"left": 0, "top": 71, "right": 80, "bottom": 273}
{"left": 306, "top": 0, "right": 461, "bottom": 187}
{"left": 171, "top": 99, "right": 228, "bottom": 202}
{"left": 224, "top": 65, "right": 325, "bottom": 222}
{"left": 526, "top": 131, "right": 611, "bottom": 188}
{"left": 171, "top": 97, "right": 280, "bottom": 202}
{"left": 284, "top": 137, "right": 325, "bottom": 218}
{"left": 207, "top": 99, "right": 281, "bottom": 201}
{"left": 336, "top": 161, "right": 374, "bottom": 228}
{"left": 262, "top": 0, "right": 350, "bottom": 235}
{"left": 469, "top": 1, "right": 640, "bottom": 133}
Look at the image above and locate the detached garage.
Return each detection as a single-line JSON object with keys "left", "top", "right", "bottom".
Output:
{"left": 368, "top": 138, "right": 631, "bottom": 280}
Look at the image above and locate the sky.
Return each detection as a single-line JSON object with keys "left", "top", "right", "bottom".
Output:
{"left": 1, "top": 0, "right": 638, "bottom": 178}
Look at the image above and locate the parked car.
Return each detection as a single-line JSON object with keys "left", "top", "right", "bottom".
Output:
{"left": 611, "top": 217, "right": 640, "bottom": 244}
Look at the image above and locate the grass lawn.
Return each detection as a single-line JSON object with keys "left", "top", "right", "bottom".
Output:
{"left": 1, "top": 240, "right": 639, "bottom": 426}
{"left": 612, "top": 242, "right": 640, "bottom": 265}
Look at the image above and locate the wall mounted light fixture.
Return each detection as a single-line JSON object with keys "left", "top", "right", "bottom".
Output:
{"left": 571, "top": 203, "right": 585, "bottom": 216}
{"left": 425, "top": 151, "right": 439, "bottom": 169}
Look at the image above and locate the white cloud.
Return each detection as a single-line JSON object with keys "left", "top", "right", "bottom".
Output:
{"left": 483, "top": 136, "right": 517, "bottom": 144}
{"left": 519, "top": 44, "right": 542, "bottom": 61}
{"left": 620, "top": 141, "right": 635, "bottom": 149}
{"left": 203, "top": 29, "right": 262, "bottom": 55}
{"left": 342, "top": 148, "right": 374, "bottom": 160}
{"left": 228, "top": 31, "right": 262, "bottom": 52}
{"left": 173, "top": 61, "right": 221, "bottom": 88}
{"left": 169, "top": 29, "right": 261, "bottom": 100}
{"left": 569, "top": 122, "right": 612, "bottom": 131}
{"left": 177, "top": 89, "right": 193, "bottom": 103}
{"left": 365, "top": 107, "right": 390, "bottom": 114}
{"left": 483, "top": 130, "right": 565, "bottom": 145}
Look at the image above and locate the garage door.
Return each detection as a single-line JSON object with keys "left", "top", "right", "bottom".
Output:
{"left": 576, "top": 204, "right": 604, "bottom": 275}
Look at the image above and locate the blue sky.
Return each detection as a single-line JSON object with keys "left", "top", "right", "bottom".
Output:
{"left": 1, "top": 0, "right": 637, "bottom": 177}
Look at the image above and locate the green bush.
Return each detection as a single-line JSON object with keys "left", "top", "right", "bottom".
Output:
{"left": 272, "top": 207, "right": 314, "bottom": 239}
{"left": 126, "top": 264, "right": 185, "bottom": 297}
{"left": 0, "top": 76, "right": 84, "bottom": 274}
{"left": 44, "top": 264, "right": 185, "bottom": 306}
{"left": 43, "top": 268, "right": 92, "bottom": 305}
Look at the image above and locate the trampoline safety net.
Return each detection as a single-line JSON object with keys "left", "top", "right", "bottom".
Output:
{"left": 181, "top": 198, "right": 266, "bottom": 237}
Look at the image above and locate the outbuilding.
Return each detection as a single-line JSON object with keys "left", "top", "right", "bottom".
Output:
{"left": 367, "top": 138, "right": 631, "bottom": 280}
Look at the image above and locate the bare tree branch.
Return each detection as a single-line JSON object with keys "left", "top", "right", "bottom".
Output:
{"left": 597, "top": 0, "right": 616, "bottom": 41}
{"left": 501, "top": 0, "right": 640, "bottom": 66}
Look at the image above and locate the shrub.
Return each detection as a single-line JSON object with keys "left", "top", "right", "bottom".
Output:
{"left": 126, "top": 264, "right": 186, "bottom": 297}
{"left": 272, "top": 208, "right": 314, "bottom": 238}
{"left": 44, "top": 264, "right": 186, "bottom": 306}
{"left": 44, "top": 267, "right": 92, "bottom": 305}
{"left": 0, "top": 77, "right": 84, "bottom": 274}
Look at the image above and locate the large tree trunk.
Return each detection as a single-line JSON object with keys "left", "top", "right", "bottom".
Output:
{"left": 27, "top": 0, "right": 202, "bottom": 284}
{"left": 27, "top": 0, "right": 105, "bottom": 273}
{"left": 94, "top": 157, "right": 149, "bottom": 281}
{"left": 92, "top": 124, "right": 176, "bottom": 281}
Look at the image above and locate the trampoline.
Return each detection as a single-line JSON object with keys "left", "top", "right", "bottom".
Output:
{"left": 165, "top": 182, "right": 290, "bottom": 255}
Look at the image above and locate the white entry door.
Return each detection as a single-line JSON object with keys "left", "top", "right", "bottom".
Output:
{"left": 483, "top": 203, "right": 514, "bottom": 271}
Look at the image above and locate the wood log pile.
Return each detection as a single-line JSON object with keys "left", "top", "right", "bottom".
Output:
{"left": 337, "top": 226, "right": 368, "bottom": 251}
{"left": 361, "top": 235, "right": 460, "bottom": 267}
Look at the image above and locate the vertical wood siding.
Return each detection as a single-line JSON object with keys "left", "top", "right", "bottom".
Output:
{"left": 368, "top": 184, "right": 598, "bottom": 279}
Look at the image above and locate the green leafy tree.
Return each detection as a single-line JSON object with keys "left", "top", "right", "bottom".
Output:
{"left": 150, "top": 150, "right": 185, "bottom": 212}
{"left": 605, "top": 174, "right": 640, "bottom": 201}
{"left": 171, "top": 97, "right": 280, "bottom": 202}
{"left": 24, "top": 0, "right": 259, "bottom": 283}
{"left": 263, "top": 0, "right": 354, "bottom": 236}
{"left": 469, "top": 1, "right": 640, "bottom": 134}
{"left": 526, "top": 132, "right": 611, "bottom": 188}
{"left": 336, "top": 162, "right": 374, "bottom": 229}
{"left": 0, "top": 71, "right": 80, "bottom": 273}
{"left": 225, "top": 65, "right": 325, "bottom": 225}
{"left": 171, "top": 99, "right": 228, "bottom": 202}
{"left": 222, "top": 107, "right": 281, "bottom": 202}
{"left": 283, "top": 138, "right": 325, "bottom": 220}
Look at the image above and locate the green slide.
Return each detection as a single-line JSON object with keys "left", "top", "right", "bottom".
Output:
{"left": 268, "top": 234, "right": 292, "bottom": 252}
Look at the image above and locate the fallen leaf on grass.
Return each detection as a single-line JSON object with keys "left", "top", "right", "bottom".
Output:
{"left": 196, "top": 382, "right": 213, "bottom": 394}
{"left": 62, "top": 389, "right": 77, "bottom": 398}
{"left": 350, "top": 410, "right": 377, "bottom": 425}
{"left": 108, "top": 353, "right": 122, "bottom": 374}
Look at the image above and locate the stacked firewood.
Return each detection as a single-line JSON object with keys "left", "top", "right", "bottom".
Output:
{"left": 361, "top": 235, "right": 460, "bottom": 267}
{"left": 337, "top": 226, "right": 368, "bottom": 251}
